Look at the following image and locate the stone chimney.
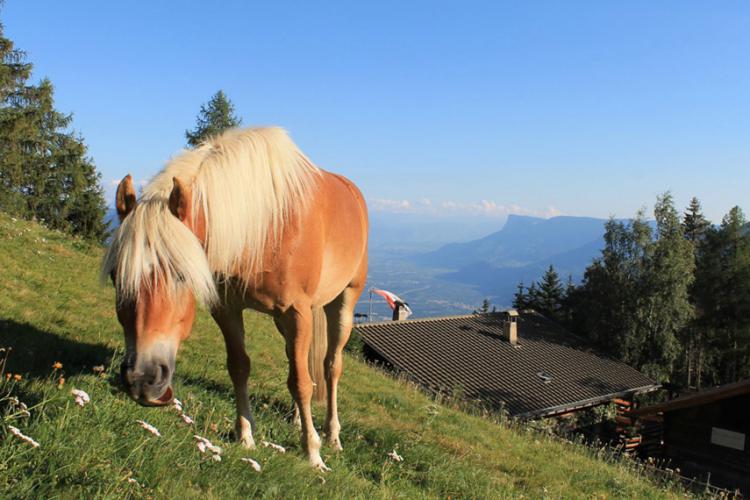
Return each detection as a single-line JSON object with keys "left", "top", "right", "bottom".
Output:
{"left": 503, "top": 309, "right": 519, "bottom": 345}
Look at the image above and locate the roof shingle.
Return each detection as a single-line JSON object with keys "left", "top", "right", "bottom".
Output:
{"left": 355, "top": 311, "right": 658, "bottom": 418}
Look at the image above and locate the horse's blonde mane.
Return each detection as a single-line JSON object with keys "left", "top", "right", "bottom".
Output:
{"left": 101, "top": 127, "right": 321, "bottom": 305}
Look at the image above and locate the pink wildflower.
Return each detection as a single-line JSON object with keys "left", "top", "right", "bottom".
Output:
{"left": 241, "top": 457, "right": 262, "bottom": 472}
{"left": 8, "top": 425, "right": 40, "bottom": 448}
{"left": 136, "top": 420, "right": 161, "bottom": 437}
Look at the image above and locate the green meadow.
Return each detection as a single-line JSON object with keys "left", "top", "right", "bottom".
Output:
{"left": 0, "top": 212, "right": 688, "bottom": 499}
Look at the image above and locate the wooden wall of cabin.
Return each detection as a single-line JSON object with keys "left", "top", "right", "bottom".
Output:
{"left": 663, "top": 394, "right": 749, "bottom": 492}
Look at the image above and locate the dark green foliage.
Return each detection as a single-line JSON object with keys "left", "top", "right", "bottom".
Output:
{"left": 635, "top": 193, "right": 694, "bottom": 381}
{"left": 680, "top": 197, "right": 711, "bottom": 387}
{"left": 553, "top": 195, "right": 749, "bottom": 388}
{"left": 577, "top": 214, "right": 652, "bottom": 356}
{"left": 537, "top": 265, "right": 564, "bottom": 320}
{"left": 185, "top": 90, "right": 242, "bottom": 147}
{"left": 474, "top": 298, "right": 495, "bottom": 314}
{"left": 512, "top": 267, "right": 566, "bottom": 322}
{"left": 693, "top": 206, "right": 750, "bottom": 385}
{"left": 0, "top": 14, "right": 108, "bottom": 241}
{"left": 571, "top": 195, "right": 695, "bottom": 383}
{"left": 512, "top": 282, "right": 528, "bottom": 309}
{"left": 683, "top": 197, "right": 710, "bottom": 248}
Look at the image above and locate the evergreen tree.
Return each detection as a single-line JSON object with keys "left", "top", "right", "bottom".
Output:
{"left": 0, "top": 11, "right": 108, "bottom": 241}
{"left": 559, "top": 275, "right": 579, "bottom": 328}
{"left": 635, "top": 193, "right": 694, "bottom": 381}
{"left": 526, "top": 282, "right": 540, "bottom": 310}
{"left": 536, "top": 265, "right": 564, "bottom": 320}
{"left": 512, "top": 282, "right": 528, "bottom": 309}
{"left": 694, "top": 207, "right": 750, "bottom": 384}
{"left": 474, "top": 298, "right": 492, "bottom": 314}
{"left": 680, "top": 196, "right": 711, "bottom": 387}
{"left": 683, "top": 197, "right": 710, "bottom": 247}
{"left": 185, "top": 90, "right": 242, "bottom": 147}
{"left": 0, "top": 13, "right": 31, "bottom": 213}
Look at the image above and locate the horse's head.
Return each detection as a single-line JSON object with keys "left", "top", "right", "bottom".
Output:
{"left": 104, "top": 174, "right": 215, "bottom": 406}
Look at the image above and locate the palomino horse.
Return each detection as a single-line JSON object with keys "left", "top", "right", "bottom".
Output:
{"left": 102, "top": 127, "right": 368, "bottom": 470}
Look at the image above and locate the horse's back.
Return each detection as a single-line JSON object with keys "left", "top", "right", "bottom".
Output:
{"left": 311, "top": 170, "right": 368, "bottom": 306}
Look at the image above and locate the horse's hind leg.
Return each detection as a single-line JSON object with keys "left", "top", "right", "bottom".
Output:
{"left": 323, "top": 262, "right": 367, "bottom": 451}
{"left": 212, "top": 306, "right": 256, "bottom": 449}
{"left": 277, "top": 304, "right": 327, "bottom": 470}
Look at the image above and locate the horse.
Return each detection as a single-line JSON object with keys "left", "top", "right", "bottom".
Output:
{"left": 101, "top": 127, "right": 368, "bottom": 470}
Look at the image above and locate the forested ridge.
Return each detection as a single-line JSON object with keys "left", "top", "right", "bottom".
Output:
{"left": 515, "top": 194, "right": 750, "bottom": 389}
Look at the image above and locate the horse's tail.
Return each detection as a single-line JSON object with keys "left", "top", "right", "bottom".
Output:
{"left": 309, "top": 307, "right": 328, "bottom": 403}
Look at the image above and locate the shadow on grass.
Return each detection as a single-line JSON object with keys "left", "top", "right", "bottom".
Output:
{"left": 0, "top": 318, "right": 115, "bottom": 378}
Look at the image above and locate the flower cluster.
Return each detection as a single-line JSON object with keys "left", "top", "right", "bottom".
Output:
{"left": 8, "top": 425, "right": 40, "bottom": 448}
{"left": 172, "top": 398, "right": 195, "bottom": 425}
{"left": 194, "top": 434, "right": 222, "bottom": 461}
{"left": 136, "top": 420, "right": 161, "bottom": 437}
{"left": 71, "top": 389, "right": 90, "bottom": 407}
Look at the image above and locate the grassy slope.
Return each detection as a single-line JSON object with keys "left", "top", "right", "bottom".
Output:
{"left": 0, "top": 213, "right": 686, "bottom": 499}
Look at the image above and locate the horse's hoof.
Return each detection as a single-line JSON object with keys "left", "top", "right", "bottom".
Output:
{"left": 239, "top": 436, "right": 257, "bottom": 450}
{"left": 327, "top": 438, "right": 343, "bottom": 452}
{"left": 309, "top": 453, "right": 331, "bottom": 472}
{"left": 313, "top": 461, "right": 332, "bottom": 473}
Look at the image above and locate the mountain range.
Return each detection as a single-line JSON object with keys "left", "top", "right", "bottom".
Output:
{"left": 411, "top": 215, "right": 611, "bottom": 306}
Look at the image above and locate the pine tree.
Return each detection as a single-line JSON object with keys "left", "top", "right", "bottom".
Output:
{"left": 0, "top": 13, "right": 32, "bottom": 213}
{"left": 474, "top": 298, "right": 492, "bottom": 314}
{"left": 0, "top": 12, "right": 108, "bottom": 241}
{"left": 681, "top": 196, "right": 711, "bottom": 387}
{"left": 537, "top": 265, "right": 564, "bottom": 320}
{"left": 185, "top": 90, "right": 242, "bottom": 147}
{"left": 695, "top": 207, "right": 750, "bottom": 384}
{"left": 512, "top": 282, "right": 528, "bottom": 309}
{"left": 683, "top": 197, "right": 710, "bottom": 247}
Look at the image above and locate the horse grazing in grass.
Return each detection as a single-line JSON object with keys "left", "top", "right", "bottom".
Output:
{"left": 102, "top": 127, "right": 368, "bottom": 470}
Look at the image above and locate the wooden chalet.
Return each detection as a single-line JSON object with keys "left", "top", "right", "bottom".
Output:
{"left": 354, "top": 310, "right": 659, "bottom": 419}
{"left": 628, "top": 379, "right": 750, "bottom": 494}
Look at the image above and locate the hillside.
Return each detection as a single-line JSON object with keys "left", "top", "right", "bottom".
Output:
{"left": 0, "top": 213, "right": 686, "bottom": 498}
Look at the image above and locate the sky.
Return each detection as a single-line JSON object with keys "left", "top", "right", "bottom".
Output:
{"left": 3, "top": 1, "right": 749, "bottom": 225}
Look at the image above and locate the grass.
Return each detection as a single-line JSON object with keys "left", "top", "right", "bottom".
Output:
{"left": 0, "top": 212, "right": 690, "bottom": 499}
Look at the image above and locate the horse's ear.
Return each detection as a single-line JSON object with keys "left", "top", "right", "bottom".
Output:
{"left": 168, "top": 177, "right": 191, "bottom": 222}
{"left": 115, "top": 174, "right": 137, "bottom": 221}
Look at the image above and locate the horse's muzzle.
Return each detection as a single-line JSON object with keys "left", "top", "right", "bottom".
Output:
{"left": 121, "top": 359, "right": 174, "bottom": 406}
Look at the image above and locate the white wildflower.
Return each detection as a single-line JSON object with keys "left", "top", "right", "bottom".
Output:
{"left": 241, "top": 457, "right": 262, "bottom": 472}
{"left": 71, "top": 389, "right": 91, "bottom": 408}
{"left": 387, "top": 449, "right": 404, "bottom": 462}
{"left": 211, "top": 454, "right": 222, "bottom": 462}
{"left": 8, "top": 425, "right": 40, "bottom": 448}
{"left": 136, "top": 420, "right": 161, "bottom": 437}
{"left": 172, "top": 398, "right": 183, "bottom": 412}
{"left": 194, "top": 435, "right": 221, "bottom": 455}
{"left": 180, "top": 413, "right": 194, "bottom": 425}
{"left": 261, "top": 440, "right": 286, "bottom": 453}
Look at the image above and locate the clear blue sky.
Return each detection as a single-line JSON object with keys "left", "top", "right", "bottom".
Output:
{"left": 3, "top": 1, "right": 749, "bottom": 224}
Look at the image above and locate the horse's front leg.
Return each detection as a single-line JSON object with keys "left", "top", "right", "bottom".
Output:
{"left": 277, "top": 304, "right": 327, "bottom": 470}
{"left": 212, "top": 306, "right": 256, "bottom": 449}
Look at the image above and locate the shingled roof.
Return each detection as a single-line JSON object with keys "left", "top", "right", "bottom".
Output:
{"left": 355, "top": 311, "right": 659, "bottom": 418}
